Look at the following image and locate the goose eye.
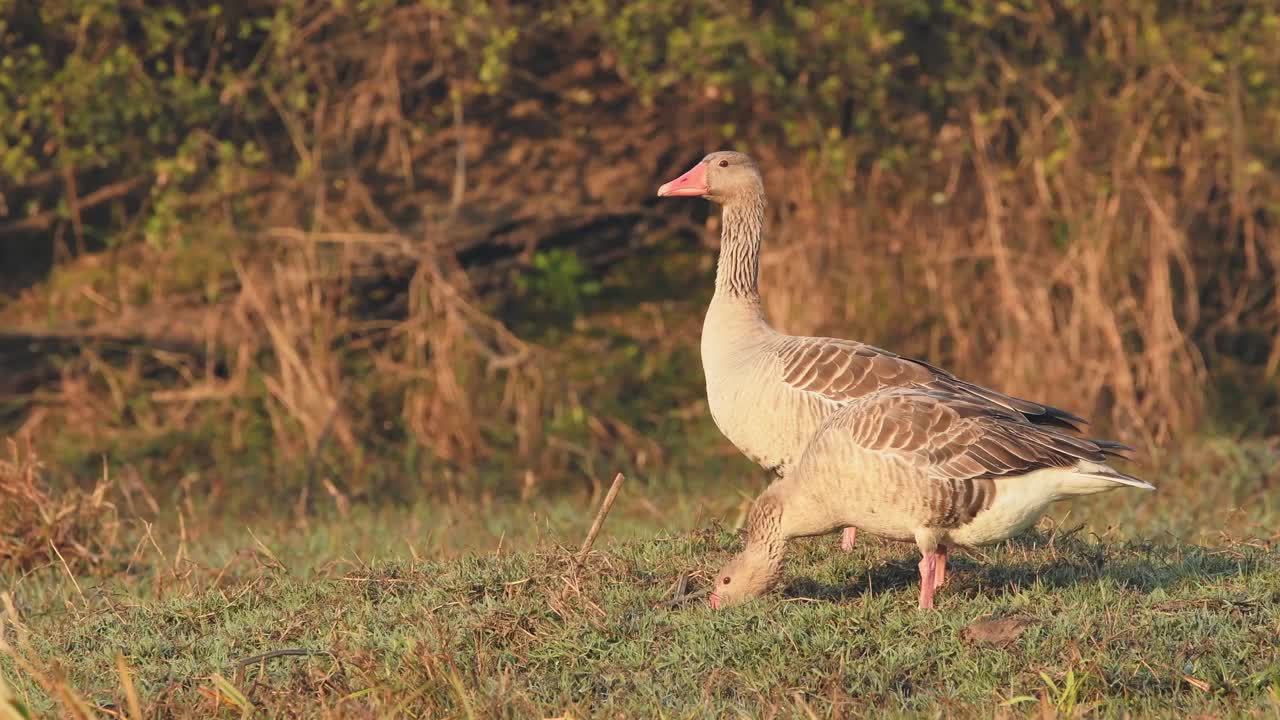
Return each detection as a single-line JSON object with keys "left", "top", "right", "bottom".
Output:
{"left": 718, "top": 159, "right": 729, "bottom": 167}
{"left": 722, "top": 576, "right": 731, "bottom": 585}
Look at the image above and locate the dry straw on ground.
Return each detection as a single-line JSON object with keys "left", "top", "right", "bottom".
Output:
{"left": 0, "top": 439, "right": 120, "bottom": 572}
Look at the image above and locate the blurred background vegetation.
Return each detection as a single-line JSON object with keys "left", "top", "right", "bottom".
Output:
{"left": 1, "top": 0, "right": 1277, "bottom": 548}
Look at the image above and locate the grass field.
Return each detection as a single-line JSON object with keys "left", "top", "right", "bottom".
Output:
{"left": 3, "top": 440, "right": 1278, "bottom": 719}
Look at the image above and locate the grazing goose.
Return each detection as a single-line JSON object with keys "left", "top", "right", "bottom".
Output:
{"left": 657, "top": 151, "right": 1123, "bottom": 552}
{"left": 707, "top": 388, "right": 1153, "bottom": 610}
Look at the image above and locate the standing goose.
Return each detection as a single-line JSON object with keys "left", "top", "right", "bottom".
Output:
{"left": 656, "top": 151, "right": 1125, "bottom": 550}
{"left": 708, "top": 388, "right": 1153, "bottom": 610}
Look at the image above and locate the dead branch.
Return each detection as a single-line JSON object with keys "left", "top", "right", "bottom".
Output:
{"left": 575, "top": 472, "right": 625, "bottom": 567}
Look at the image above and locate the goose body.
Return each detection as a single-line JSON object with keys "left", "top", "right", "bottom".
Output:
{"left": 697, "top": 308, "right": 1091, "bottom": 479}
{"left": 709, "top": 389, "right": 1154, "bottom": 609}
{"left": 658, "top": 150, "right": 1114, "bottom": 550}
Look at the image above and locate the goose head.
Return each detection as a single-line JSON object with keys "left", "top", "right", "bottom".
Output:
{"left": 708, "top": 542, "right": 780, "bottom": 609}
{"left": 657, "top": 151, "right": 763, "bottom": 205}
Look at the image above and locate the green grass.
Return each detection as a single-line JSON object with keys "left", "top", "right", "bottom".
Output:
{"left": 3, "top": 456, "right": 1279, "bottom": 719}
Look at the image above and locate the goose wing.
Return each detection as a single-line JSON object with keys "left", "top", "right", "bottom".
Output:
{"left": 776, "top": 336, "right": 1088, "bottom": 431}
{"left": 841, "top": 389, "right": 1109, "bottom": 479}
{"left": 828, "top": 389, "right": 1147, "bottom": 527}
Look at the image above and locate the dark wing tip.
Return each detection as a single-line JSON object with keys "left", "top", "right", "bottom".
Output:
{"left": 1091, "top": 438, "right": 1140, "bottom": 463}
{"left": 1032, "top": 404, "right": 1089, "bottom": 431}
{"left": 921, "top": 367, "right": 1089, "bottom": 432}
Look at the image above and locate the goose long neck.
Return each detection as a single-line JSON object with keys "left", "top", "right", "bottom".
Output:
{"left": 746, "top": 492, "right": 787, "bottom": 559}
{"left": 714, "top": 193, "right": 766, "bottom": 300}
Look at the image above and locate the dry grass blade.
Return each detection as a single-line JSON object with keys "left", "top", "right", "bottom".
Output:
{"left": 114, "top": 653, "right": 143, "bottom": 720}
{"left": 207, "top": 673, "right": 254, "bottom": 718}
{"left": 0, "top": 675, "right": 31, "bottom": 720}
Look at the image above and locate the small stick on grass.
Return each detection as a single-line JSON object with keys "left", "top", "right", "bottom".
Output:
{"left": 657, "top": 577, "right": 710, "bottom": 608}
{"left": 231, "top": 648, "right": 333, "bottom": 684}
{"left": 575, "top": 473, "right": 625, "bottom": 567}
{"left": 673, "top": 571, "right": 689, "bottom": 599}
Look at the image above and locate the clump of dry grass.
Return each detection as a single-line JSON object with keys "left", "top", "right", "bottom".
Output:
{"left": 0, "top": 438, "right": 120, "bottom": 572}
{"left": 233, "top": 235, "right": 543, "bottom": 467}
{"left": 758, "top": 59, "right": 1275, "bottom": 447}
{"left": 233, "top": 247, "right": 360, "bottom": 462}
{"left": 391, "top": 246, "right": 543, "bottom": 465}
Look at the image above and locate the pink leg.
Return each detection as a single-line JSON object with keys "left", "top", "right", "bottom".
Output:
{"left": 934, "top": 546, "right": 948, "bottom": 590}
{"left": 917, "top": 551, "right": 939, "bottom": 610}
{"left": 840, "top": 527, "right": 858, "bottom": 553}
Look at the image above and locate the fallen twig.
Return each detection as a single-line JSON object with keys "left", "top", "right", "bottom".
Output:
{"left": 231, "top": 648, "right": 333, "bottom": 684}
{"left": 575, "top": 472, "right": 625, "bottom": 567}
{"left": 658, "top": 585, "right": 710, "bottom": 609}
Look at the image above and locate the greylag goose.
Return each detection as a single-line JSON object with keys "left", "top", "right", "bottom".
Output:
{"left": 708, "top": 388, "right": 1153, "bottom": 610}
{"left": 656, "top": 151, "right": 1124, "bottom": 551}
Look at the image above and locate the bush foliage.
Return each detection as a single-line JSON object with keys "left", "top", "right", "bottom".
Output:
{"left": 5, "top": 2, "right": 1278, "bottom": 219}
{"left": 0, "top": 0, "right": 1276, "bottom": 489}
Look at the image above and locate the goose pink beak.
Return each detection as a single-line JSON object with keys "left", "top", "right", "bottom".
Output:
{"left": 657, "top": 161, "right": 710, "bottom": 197}
{"left": 708, "top": 592, "right": 722, "bottom": 610}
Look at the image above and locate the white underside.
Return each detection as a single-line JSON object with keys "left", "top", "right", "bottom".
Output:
{"left": 831, "top": 463, "right": 1142, "bottom": 548}
{"left": 945, "top": 468, "right": 1076, "bottom": 546}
